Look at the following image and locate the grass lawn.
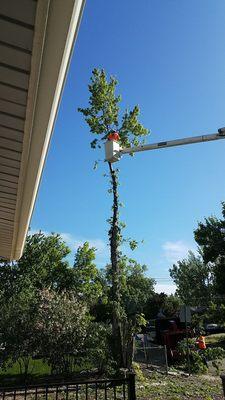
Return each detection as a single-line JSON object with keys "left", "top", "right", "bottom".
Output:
{"left": 0, "top": 358, "right": 95, "bottom": 386}
{"left": 0, "top": 358, "right": 51, "bottom": 385}
{"left": 137, "top": 369, "right": 224, "bottom": 400}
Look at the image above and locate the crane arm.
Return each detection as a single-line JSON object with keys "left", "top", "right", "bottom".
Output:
{"left": 105, "top": 128, "right": 225, "bottom": 163}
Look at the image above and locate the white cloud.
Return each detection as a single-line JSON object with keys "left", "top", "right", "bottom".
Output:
{"left": 162, "top": 240, "right": 195, "bottom": 264}
{"left": 60, "top": 232, "right": 107, "bottom": 255}
{"left": 155, "top": 283, "right": 176, "bottom": 295}
{"left": 29, "top": 229, "right": 108, "bottom": 258}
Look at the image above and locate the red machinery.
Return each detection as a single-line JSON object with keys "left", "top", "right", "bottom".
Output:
{"left": 155, "top": 317, "right": 193, "bottom": 360}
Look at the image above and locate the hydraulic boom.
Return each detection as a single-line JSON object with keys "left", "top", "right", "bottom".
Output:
{"left": 105, "top": 127, "right": 225, "bottom": 163}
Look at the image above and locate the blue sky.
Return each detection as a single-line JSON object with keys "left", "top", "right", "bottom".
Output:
{"left": 31, "top": 0, "right": 225, "bottom": 293}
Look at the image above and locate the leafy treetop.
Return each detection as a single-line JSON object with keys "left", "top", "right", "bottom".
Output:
{"left": 73, "top": 242, "right": 103, "bottom": 305}
{"left": 194, "top": 202, "right": 225, "bottom": 295}
{"left": 194, "top": 202, "right": 225, "bottom": 264}
{"left": 78, "top": 68, "right": 149, "bottom": 150}
{"left": 169, "top": 251, "right": 213, "bottom": 306}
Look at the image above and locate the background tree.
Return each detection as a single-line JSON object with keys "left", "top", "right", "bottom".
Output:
{"left": 162, "top": 294, "right": 181, "bottom": 317}
{"left": 92, "top": 258, "right": 156, "bottom": 325}
{"left": 0, "top": 232, "right": 75, "bottom": 300}
{"left": 121, "top": 257, "right": 155, "bottom": 316}
{"left": 194, "top": 202, "right": 225, "bottom": 295}
{"left": 204, "top": 301, "right": 225, "bottom": 325}
{"left": 0, "top": 287, "right": 90, "bottom": 377}
{"left": 0, "top": 287, "right": 38, "bottom": 377}
{"left": 0, "top": 230, "right": 160, "bottom": 379}
{"left": 169, "top": 251, "right": 213, "bottom": 306}
{"left": 36, "top": 289, "right": 89, "bottom": 375}
{"left": 73, "top": 242, "right": 103, "bottom": 305}
{"left": 0, "top": 260, "right": 18, "bottom": 301}
{"left": 144, "top": 293, "right": 181, "bottom": 320}
{"left": 0, "top": 233, "right": 92, "bottom": 377}
{"left": 78, "top": 68, "right": 149, "bottom": 369}
{"left": 19, "top": 232, "right": 73, "bottom": 291}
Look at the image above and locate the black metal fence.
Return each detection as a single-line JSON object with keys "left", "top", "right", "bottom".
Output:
{"left": 0, "top": 375, "right": 136, "bottom": 400}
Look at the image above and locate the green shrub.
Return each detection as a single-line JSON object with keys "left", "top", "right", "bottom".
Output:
{"left": 177, "top": 339, "right": 225, "bottom": 374}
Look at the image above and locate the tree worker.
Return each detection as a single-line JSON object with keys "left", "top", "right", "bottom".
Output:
{"left": 108, "top": 131, "right": 120, "bottom": 141}
{"left": 197, "top": 334, "right": 208, "bottom": 367}
{"left": 197, "top": 335, "right": 207, "bottom": 350}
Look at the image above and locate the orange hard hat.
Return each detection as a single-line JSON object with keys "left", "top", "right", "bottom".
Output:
{"left": 108, "top": 131, "right": 120, "bottom": 141}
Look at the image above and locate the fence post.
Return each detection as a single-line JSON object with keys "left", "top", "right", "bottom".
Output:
{"left": 164, "top": 345, "right": 168, "bottom": 375}
{"left": 220, "top": 374, "right": 225, "bottom": 398}
{"left": 128, "top": 373, "right": 136, "bottom": 400}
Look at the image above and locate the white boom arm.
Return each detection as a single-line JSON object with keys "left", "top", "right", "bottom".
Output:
{"left": 105, "top": 127, "right": 225, "bottom": 163}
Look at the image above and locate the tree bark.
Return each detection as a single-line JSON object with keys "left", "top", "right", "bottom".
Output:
{"left": 108, "top": 162, "right": 135, "bottom": 370}
{"left": 108, "top": 162, "right": 124, "bottom": 367}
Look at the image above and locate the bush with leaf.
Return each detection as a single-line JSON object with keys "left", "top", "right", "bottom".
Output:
{"left": 36, "top": 289, "right": 90, "bottom": 375}
{"left": 177, "top": 338, "right": 225, "bottom": 374}
{"left": 86, "top": 323, "right": 117, "bottom": 375}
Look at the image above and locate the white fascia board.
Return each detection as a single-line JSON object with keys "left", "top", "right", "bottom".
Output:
{"left": 10, "top": 0, "right": 85, "bottom": 260}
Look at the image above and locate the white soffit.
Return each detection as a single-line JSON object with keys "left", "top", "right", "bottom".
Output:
{"left": 0, "top": 0, "right": 85, "bottom": 260}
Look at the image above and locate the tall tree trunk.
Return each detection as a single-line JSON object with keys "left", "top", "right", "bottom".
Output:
{"left": 108, "top": 162, "right": 135, "bottom": 370}
{"left": 108, "top": 162, "right": 124, "bottom": 368}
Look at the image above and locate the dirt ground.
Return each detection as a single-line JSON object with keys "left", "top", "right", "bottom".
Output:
{"left": 136, "top": 367, "right": 224, "bottom": 400}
